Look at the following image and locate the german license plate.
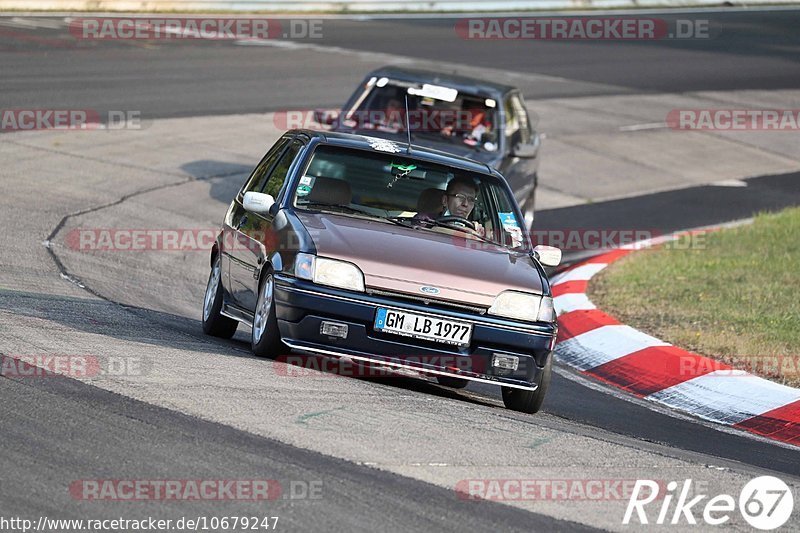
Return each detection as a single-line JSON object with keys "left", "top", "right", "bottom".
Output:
{"left": 374, "top": 308, "right": 472, "bottom": 346}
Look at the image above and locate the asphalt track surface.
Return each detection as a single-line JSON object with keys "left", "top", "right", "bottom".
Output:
{"left": 2, "top": 8, "right": 800, "bottom": 532}
{"left": 2, "top": 10, "right": 800, "bottom": 117}
{"left": 1, "top": 357, "right": 596, "bottom": 532}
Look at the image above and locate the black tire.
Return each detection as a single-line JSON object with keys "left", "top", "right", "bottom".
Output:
{"left": 251, "top": 270, "right": 287, "bottom": 359}
{"left": 436, "top": 375, "right": 469, "bottom": 389}
{"left": 501, "top": 353, "right": 551, "bottom": 414}
{"left": 202, "top": 255, "right": 238, "bottom": 339}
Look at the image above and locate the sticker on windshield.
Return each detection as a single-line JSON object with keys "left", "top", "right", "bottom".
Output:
{"left": 297, "top": 184, "right": 312, "bottom": 197}
{"left": 499, "top": 212, "right": 520, "bottom": 230}
{"left": 499, "top": 212, "right": 524, "bottom": 247}
{"left": 363, "top": 136, "right": 402, "bottom": 153}
{"left": 299, "top": 176, "right": 313, "bottom": 186}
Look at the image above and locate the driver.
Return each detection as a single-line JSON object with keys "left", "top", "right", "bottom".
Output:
{"left": 415, "top": 177, "right": 485, "bottom": 236}
{"left": 441, "top": 176, "right": 478, "bottom": 220}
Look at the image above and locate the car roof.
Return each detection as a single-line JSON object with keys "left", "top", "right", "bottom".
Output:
{"left": 365, "top": 66, "right": 516, "bottom": 98}
{"left": 293, "top": 129, "right": 502, "bottom": 178}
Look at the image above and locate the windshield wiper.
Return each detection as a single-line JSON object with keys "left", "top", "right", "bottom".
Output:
{"left": 302, "top": 203, "right": 423, "bottom": 231}
{"left": 300, "top": 201, "right": 384, "bottom": 218}
{"left": 407, "top": 217, "right": 505, "bottom": 247}
{"left": 384, "top": 216, "right": 418, "bottom": 229}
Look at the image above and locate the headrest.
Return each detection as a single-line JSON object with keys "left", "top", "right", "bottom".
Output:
{"left": 306, "top": 176, "right": 352, "bottom": 206}
{"left": 417, "top": 187, "right": 444, "bottom": 215}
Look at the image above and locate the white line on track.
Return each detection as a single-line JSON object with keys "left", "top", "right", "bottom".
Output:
{"left": 712, "top": 179, "right": 749, "bottom": 187}
{"left": 619, "top": 122, "right": 668, "bottom": 131}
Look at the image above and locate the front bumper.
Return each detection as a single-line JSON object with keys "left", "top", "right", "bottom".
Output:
{"left": 273, "top": 274, "right": 556, "bottom": 390}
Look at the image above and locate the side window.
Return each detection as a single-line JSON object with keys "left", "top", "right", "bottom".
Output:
{"left": 262, "top": 140, "right": 303, "bottom": 199}
{"left": 491, "top": 184, "right": 525, "bottom": 249}
{"left": 242, "top": 138, "right": 290, "bottom": 194}
{"left": 511, "top": 94, "right": 532, "bottom": 144}
{"left": 472, "top": 187, "right": 491, "bottom": 226}
{"left": 504, "top": 96, "right": 520, "bottom": 146}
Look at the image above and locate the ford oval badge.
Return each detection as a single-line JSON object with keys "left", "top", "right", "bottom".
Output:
{"left": 420, "top": 286, "right": 440, "bottom": 295}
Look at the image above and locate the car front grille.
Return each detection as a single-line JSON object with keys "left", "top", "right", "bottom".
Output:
{"left": 365, "top": 288, "right": 487, "bottom": 315}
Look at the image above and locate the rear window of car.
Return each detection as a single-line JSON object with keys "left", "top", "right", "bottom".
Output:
{"left": 346, "top": 81, "right": 498, "bottom": 141}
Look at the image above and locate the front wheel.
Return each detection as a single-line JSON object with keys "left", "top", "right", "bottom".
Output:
{"left": 251, "top": 271, "right": 286, "bottom": 359}
{"left": 501, "top": 353, "right": 551, "bottom": 414}
{"left": 202, "top": 255, "right": 238, "bottom": 339}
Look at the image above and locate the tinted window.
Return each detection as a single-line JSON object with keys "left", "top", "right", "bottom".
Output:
{"left": 504, "top": 96, "right": 520, "bottom": 145}
{"left": 348, "top": 81, "right": 498, "bottom": 140}
{"left": 243, "top": 137, "right": 289, "bottom": 194}
{"left": 510, "top": 94, "right": 531, "bottom": 144}
{"left": 262, "top": 140, "right": 303, "bottom": 198}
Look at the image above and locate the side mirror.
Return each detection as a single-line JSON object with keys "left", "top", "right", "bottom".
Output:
{"left": 533, "top": 245, "right": 561, "bottom": 267}
{"left": 243, "top": 191, "right": 275, "bottom": 215}
{"left": 313, "top": 109, "right": 339, "bottom": 126}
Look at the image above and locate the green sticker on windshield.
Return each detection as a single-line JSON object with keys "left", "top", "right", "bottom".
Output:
{"left": 297, "top": 184, "right": 312, "bottom": 197}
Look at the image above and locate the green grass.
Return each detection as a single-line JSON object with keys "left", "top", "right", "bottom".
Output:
{"left": 588, "top": 207, "right": 800, "bottom": 387}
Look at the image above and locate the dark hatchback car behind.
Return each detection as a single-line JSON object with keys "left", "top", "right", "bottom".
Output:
{"left": 317, "top": 67, "right": 542, "bottom": 227}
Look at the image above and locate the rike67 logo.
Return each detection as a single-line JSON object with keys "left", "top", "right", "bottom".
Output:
{"left": 624, "top": 476, "right": 794, "bottom": 530}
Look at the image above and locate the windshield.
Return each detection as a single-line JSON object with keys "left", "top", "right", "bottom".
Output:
{"left": 341, "top": 79, "right": 499, "bottom": 152}
{"left": 292, "top": 144, "right": 525, "bottom": 250}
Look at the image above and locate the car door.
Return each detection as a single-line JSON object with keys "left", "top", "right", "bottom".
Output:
{"left": 224, "top": 136, "right": 290, "bottom": 309}
{"left": 499, "top": 92, "right": 539, "bottom": 206}
{"left": 228, "top": 138, "right": 304, "bottom": 312}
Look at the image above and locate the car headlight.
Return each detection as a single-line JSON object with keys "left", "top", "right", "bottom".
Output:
{"left": 488, "top": 291, "right": 555, "bottom": 322}
{"left": 294, "top": 253, "right": 365, "bottom": 292}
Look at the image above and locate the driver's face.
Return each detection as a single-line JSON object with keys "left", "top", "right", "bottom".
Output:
{"left": 442, "top": 184, "right": 477, "bottom": 218}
